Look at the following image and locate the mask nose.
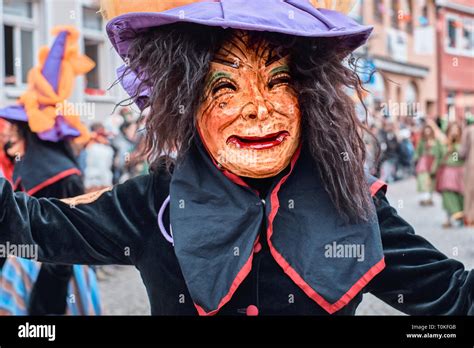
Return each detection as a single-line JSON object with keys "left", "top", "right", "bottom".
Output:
{"left": 241, "top": 97, "right": 273, "bottom": 122}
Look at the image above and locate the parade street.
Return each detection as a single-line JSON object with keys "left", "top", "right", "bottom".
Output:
{"left": 98, "top": 177, "right": 474, "bottom": 315}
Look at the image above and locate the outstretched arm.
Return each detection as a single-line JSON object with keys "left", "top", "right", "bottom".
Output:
{"left": 0, "top": 174, "right": 160, "bottom": 266}
{"left": 367, "top": 190, "right": 473, "bottom": 315}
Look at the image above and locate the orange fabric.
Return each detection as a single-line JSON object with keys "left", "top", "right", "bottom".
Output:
{"left": 18, "top": 26, "right": 94, "bottom": 145}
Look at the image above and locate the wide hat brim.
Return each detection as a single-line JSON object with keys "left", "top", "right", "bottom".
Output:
{"left": 107, "top": 0, "right": 373, "bottom": 62}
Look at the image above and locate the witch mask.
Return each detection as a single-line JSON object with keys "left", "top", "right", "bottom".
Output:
{"left": 197, "top": 32, "right": 302, "bottom": 179}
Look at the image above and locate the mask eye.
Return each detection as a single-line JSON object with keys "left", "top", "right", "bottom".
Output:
{"left": 268, "top": 72, "right": 291, "bottom": 89}
{"left": 212, "top": 79, "right": 237, "bottom": 96}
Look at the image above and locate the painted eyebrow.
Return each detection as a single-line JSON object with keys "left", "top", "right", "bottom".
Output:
{"left": 205, "top": 71, "right": 233, "bottom": 90}
{"left": 269, "top": 65, "right": 291, "bottom": 76}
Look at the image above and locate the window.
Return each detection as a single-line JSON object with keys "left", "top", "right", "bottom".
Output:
{"left": 373, "top": 0, "right": 383, "bottom": 24}
{"left": 3, "top": 0, "right": 33, "bottom": 18}
{"left": 447, "top": 19, "right": 458, "bottom": 49}
{"left": 3, "top": 25, "right": 15, "bottom": 85}
{"left": 82, "top": 6, "right": 106, "bottom": 95}
{"left": 20, "top": 30, "right": 34, "bottom": 83}
{"left": 85, "top": 40, "right": 100, "bottom": 90}
{"left": 391, "top": 0, "right": 400, "bottom": 29}
{"left": 2, "top": 0, "right": 38, "bottom": 87}
{"left": 420, "top": 5, "right": 430, "bottom": 27}
{"left": 446, "top": 15, "right": 474, "bottom": 56}
{"left": 83, "top": 7, "right": 103, "bottom": 31}
{"left": 462, "top": 19, "right": 474, "bottom": 53}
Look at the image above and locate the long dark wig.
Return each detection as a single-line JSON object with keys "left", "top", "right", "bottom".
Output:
{"left": 118, "top": 23, "right": 372, "bottom": 222}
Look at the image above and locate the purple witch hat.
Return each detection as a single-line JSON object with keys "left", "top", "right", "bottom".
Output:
{"left": 104, "top": 0, "right": 372, "bottom": 110}
{"left": 106, "top": 0, "right": 371, "bottom": 58}
{"left": 0, "top": 30, "right": 81, "bottom": 142}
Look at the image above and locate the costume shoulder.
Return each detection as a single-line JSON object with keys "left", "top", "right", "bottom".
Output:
{"left": 365, "top": 174, "right": 387, "bottom": 198}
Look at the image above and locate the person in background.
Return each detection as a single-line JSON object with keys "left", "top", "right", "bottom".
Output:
{"left": 397, "top": 126, "right": 415, "bottom": 179}
{"left": 414, "top": 123, "right": 443, "bottom": 206}
{"left": 119, "top": 107, "right": 136, "bottom": 124}
{"left": 460, "top": 118, "right": 474, "bottom": 226}
{"left": 112, "top": 120, "right": 138, "bottom": 183}
{"left": 84, "top": 123, "right": 114, "bottom": 192}
{"left": 364, "top": 124, "right": 379, "bottom": 177}
{"left": 0, "top": 119, "right": 13, "bottom": 181}
{"left": 436, "top": 123, "right": 465, "bottom": 228}
{"left": 378, "top": 119, "right": 400, "bottom": 183}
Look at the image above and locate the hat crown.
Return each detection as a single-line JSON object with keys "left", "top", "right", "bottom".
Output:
{"left": 100, "top": 0, "right": 356, "bottom": 20}
{"left": 41, "top": 31, "right": 68, "bottom": 93}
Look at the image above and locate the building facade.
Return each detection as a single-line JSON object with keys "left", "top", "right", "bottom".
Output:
{"left": 436, "top": 0, "right": 474, "bottom": 122}
{"left": 360, "top": 0, "right": 439, "bottom": 120}
{"left": 0, "top": 0, "right": 127, "bottom": 125}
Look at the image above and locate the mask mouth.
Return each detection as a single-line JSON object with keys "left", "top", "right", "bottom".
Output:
{"left": 226, "top": 130, "right": 289, "bottom": 150}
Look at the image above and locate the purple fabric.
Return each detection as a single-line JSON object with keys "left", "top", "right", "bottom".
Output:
{"left": 37, "top": 116, "right": 81, "bottom": 142}
{"left": 107, "top": 0, "right": 372, "bottom": 61}
{"left": 0, "top": 105, "right": 28, "bottom": 122}
{"left": 108, "top": 0, "right": 372, "bottom": 109}
{"left": 42, "top": 31, "right": 68, "bottom": 93}
{"left": 116, "top": 64, "right": 151, "bottom": 110}
{"left": 158, "top": 195, "right": 174, "bottom": 245}
{"left": 0, "top": 106, "right": 79, "bottom": 142}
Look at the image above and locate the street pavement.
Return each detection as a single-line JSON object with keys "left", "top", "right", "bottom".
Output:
{"left": 98, "top": 178, "right": 474, "bottom": 315}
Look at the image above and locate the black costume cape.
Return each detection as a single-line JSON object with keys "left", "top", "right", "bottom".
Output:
{"left": 0, "top": 141, "right": 472, "bottom": 315}
{"left": 170, "top": 139, "right": 385, "bottom": 314}
{"left": 12, "top": 131, "right": 81, "bottom": 195}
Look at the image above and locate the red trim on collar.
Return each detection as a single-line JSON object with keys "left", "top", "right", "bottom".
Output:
{"left": 193, "top": 145, "right": 302, "bottom": 316}
{"left": 265, "top": 154, "right": 386, "bottom": 314}
{"left": 193, "top": 236, "right": 263, "bottom": 316}
{"left": 26, "top": 168, "right": 81, "bottom": 196}
{"left": 194, "top": 252, "right": 255, "bottom": 316}
{"left": 370, "top": 179, "right": 387, "bottom": 197}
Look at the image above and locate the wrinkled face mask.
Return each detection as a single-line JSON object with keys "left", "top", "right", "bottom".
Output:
{"left": 197, "top": 31, "right": 302, "bottom": 178}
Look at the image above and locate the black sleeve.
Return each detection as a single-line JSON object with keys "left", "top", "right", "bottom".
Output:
{"left": 28, "top": 263, "right": 73, "bottom": 315}
{"left": 367, "top": 190, "right": 474, "bottom": 315}
{"left": 0, "top": 174, "right": 160, "bottom": 266}
{"left": 28, "top": 174, "right": 83, "bottom": 315}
